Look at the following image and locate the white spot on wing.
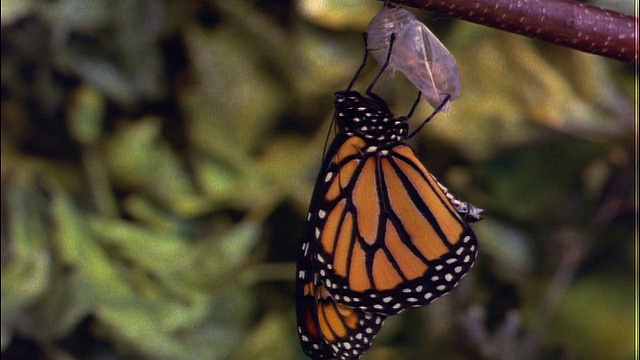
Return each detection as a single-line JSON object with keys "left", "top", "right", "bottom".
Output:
{"left": 325, "top": 172, "right": 333, "bottom": 182}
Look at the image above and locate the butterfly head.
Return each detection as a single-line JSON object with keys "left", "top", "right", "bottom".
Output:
{"left": 335, "top": 90, "right": 408, "bottom": 146}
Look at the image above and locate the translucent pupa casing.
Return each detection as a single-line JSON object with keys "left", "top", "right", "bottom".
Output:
{"left": 367, "top": 5, "right": 461, "bottom": 111}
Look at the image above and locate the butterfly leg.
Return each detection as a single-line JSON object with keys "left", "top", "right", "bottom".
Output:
{"left": 346, "top": 33, "right": 371, "bottom": 91}
{"left": 405, "top": 91, "right": 422, "bottom": 119}
{"left": 365, "top": 33, "right": 396, "bottom": 96}
{"left": 407, "top": 94, "right": 452, "bottom": 139}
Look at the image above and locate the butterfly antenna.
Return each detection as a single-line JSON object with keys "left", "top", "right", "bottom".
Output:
{"left": 407, "top": 94, "right": 452, "bottom": 139}
{"left": 365, "top": 33, "right": 396, "bottom": 96}
{"left": 346, "top": 33, "right": 370, "bottom": 91}
{"left": 322, "top": 112, "right": 337, "bottom": 158}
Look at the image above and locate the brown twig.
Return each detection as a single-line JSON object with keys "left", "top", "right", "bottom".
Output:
{"left": 389, "top": 0, "right": 637, "bottom": 63}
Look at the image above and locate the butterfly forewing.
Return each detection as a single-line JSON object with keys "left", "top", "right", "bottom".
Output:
{"left": 313, "top": 138, "right": 478, "bottom": 315}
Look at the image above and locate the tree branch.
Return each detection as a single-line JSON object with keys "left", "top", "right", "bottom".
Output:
{"left": 389, "top": 0, "right": 637, "bottom": 63}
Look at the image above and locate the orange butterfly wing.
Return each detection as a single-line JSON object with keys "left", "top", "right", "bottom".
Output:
{"left": 313, "top": 136, "right": 478, "bottom": 315}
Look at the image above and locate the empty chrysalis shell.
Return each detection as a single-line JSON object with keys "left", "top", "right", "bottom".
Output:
{"left": 367, "top": 5, "right": 461, "bottom": 111}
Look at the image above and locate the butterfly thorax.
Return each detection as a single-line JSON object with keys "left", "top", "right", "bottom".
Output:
{"left": 334, "top": 91, "right": 408, "bottom": 148}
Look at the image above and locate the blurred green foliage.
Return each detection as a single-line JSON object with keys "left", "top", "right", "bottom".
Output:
{"left": 1, "top": 0, "right": 635, "bottom": 360}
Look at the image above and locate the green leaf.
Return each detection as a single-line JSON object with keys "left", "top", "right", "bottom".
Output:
{"left": 549, "top": 273, "right": 635, "bottom": 359}
{"left": 51, "top": 185, "right": 137, "bottom": 304}
{"left": 182, "top": 25, "right": 285, "bottom": 155}
{"left": 104, "top": 117, "right": 210, "bottom": 216}
{"left": 68, "top": 87, "right": 106, "bottom": 144}
{"left": 1, "top": 175, "right": 52, "bottom": 341}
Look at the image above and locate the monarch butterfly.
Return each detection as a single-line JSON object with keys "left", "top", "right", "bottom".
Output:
{"left": 296, "top": 33, "right": 482, "bottom": 359}
{"left": 366, "top": 4, "right": 461, "bottom": 111}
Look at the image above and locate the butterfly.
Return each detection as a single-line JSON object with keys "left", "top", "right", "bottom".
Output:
{"left": 296, "top": 32, "right": 482, "bottom": 359}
